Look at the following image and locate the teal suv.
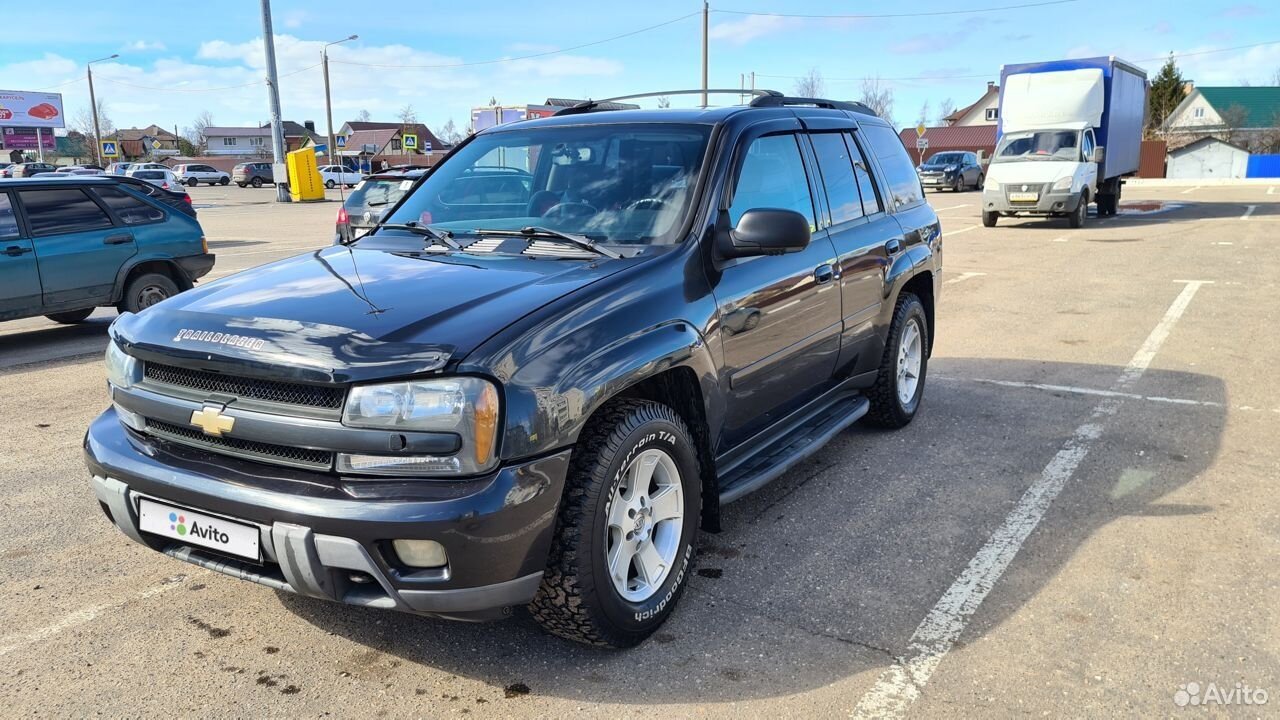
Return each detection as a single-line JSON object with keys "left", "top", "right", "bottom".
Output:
{"left": 0, "top": 177, "right": 214, "bottom": 324}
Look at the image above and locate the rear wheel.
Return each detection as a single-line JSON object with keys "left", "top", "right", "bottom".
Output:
{"left": 250, "top": 177, "right": 263, "bottom": 188}
{"left": 236, "top": 182, "right": 246, "bottom": 188}
{"left": 530, "top": 399, "right": 701, "bottom": 648}
{"left": 864, "top": 292, "right": 929, "bottom": 428}
{"left": 982, "top": 210, "right": 998, "bottom": 227}
{"left": 118, "top": 272, "right": 179, "bottom": 314}
{"left": 185, "top": 178, "right": 198, "bottom": 187}
{"left": 45, "top": 308, "right": 94, "bottom": 324}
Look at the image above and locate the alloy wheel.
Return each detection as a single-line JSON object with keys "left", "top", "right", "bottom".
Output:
{"left": 605, "top": 448, "right": 684, "bottom": 603}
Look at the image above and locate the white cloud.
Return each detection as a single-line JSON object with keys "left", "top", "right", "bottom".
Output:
{"left": 282, "top": 10, "right": 308, "bottom": 29}
{"left": 708, "top": 15, "right": 797, "bottom": 45}
{"left": 125, "top": 40, "right": 166, "bottom": 52}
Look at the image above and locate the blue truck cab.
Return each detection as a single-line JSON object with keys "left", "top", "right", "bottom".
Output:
{"left": 0, "top": 176, "right": 214, "bottom": 324}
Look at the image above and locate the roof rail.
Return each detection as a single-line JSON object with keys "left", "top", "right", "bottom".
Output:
{"left": 748, "top": 95, "right": 878, "bottom": 116}
{"left": 555, "top": 89, "right": 783, "bottom": 116}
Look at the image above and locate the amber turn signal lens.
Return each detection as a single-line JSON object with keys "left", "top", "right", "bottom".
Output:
{"left": 473, "top": 381, "right": 499, "bottom": 466}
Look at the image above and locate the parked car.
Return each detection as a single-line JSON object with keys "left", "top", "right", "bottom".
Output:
{"left": 107, "top": 174, "right": 196, "bottom": 218}
{"left": 317, "top": 164, "right": 362, "bottom": 189}
{"left": 85, "top": 90, "right": 941, "bottom": 648}
{"left": 106, "top": 162, "right": 134, "bottom": 176}
{"left": 172, "top": 164, "right": 231, "bottom": 187}
{"left": 69, "top": 168, "right": 107, "bottom": 176}
{"left": 0, "top": 176, "right": 213, "bottom": 324}
{"left": 335, "top": 167, "right": 425, "bottom": 242}
{"left": 917, "top": 151, "right": 983, "bottom": 192}
{"left": 9, "top": 162, "right": 57, "bottom": 178}
{"left": 232, "top": 161, "right": 275, "bottom": 188}
{"left": 129, "top": 168, "right": 183, "bottom": 192}
{"left": 125, "top": 163, "right": 170, "bottom": 176}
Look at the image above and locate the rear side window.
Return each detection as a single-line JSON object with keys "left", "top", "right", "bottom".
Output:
{"left": 92, "top": 186, "right": 165, "bottom": 225}
{"left": 729, "top": 133, "right": 816, "bottom": 228}
{"left": 845, "top": 133, "right": 884, "bottom": 216}
{"left": 346, "top": 178, "right": 411, "bottom": 215}
{"left": 136, "top": 171, "right": 165, "bottom": 180}
{"left": 18, "top": 188, "right": 114, "bottom": 236}
{"left": 0, "top": 194, "right": 19, "bottom": 239}
{"left": 860, "top": 123, "right": 923, "bottom": 210}
{"left": 808, "top": 132, "right": 862, "bottom": 225}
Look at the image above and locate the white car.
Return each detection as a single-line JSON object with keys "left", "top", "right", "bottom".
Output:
{"left": 125, "top": 163, "right": 170, "bottom": 176}
{"left": 128, "top": 168, "right": 186, "bottom": 193}
{"left": 318, "top": 165, "right": 363, "bottom": 189}
{"left": 172, "top": 163, "right": 231, "bottom": 187}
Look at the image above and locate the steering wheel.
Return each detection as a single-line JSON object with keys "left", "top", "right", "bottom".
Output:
{"left": 541, "top": 202, "right": 596, "bottom": 219}
{"left": 624, "top": 198, "right": 667, "bottom": 212}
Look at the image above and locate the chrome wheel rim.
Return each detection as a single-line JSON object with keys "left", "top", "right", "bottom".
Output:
{"left": 896, "top": 318, "right": 923, "bottom": 406}
{"left": 605, "top": 448, "right": 684, "bottom": 603}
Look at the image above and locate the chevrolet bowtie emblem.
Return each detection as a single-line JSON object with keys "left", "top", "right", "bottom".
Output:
{"left": 190, "top": 406, "right": 235, "bottom": 437}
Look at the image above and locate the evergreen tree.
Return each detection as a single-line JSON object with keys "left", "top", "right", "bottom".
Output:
{"left": 1147, "top": 54, "right": 1186, "bottom": 135}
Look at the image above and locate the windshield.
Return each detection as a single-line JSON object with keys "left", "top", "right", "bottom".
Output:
{"left": 993, "top": 130, "right": 1081, "bottom": 162}
{"left": 926, "top": 152, "right": 966, "bottom": 166}
{"left": 381, "top": 123, "right": 712, "bottom": 247}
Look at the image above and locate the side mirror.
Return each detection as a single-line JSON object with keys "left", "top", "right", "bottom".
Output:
{"left": 1092, "top": 146, "right": 1105, "bottom": 163}
{"left": 718, "top": 208, "right": 811, "bottom": 259}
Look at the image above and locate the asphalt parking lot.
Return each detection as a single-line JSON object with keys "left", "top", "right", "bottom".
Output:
{"left": 1, "top": 182, "right": 1277, "bottom": 717}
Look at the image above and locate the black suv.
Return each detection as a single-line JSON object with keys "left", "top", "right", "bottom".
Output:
{"left": 85, "top": 91, "right": 941, "bottom": 647}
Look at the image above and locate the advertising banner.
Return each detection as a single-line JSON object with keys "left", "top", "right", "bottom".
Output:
{"left": 0, "top": 90, "right": 65, "bottom": 129}
{"left": 1, "top": 127, "right": 56, "bottom": 150}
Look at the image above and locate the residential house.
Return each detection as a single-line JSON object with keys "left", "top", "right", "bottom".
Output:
{"left": 203, "top": 126, "right": 271, "bottom": 157}
{"left": 897, "top": 125, "right": 998, "bottom": 166}
{"left": 1162, "top": 86, "right": 1280, "bottom": 151}
{"left": 278, "top": 120, "right": 323, "bottom": 152}
{"left": 942, "top": 82, "right": 1000, "bottom": 126}
{"left": 335, "top": 121, "right": 448, "bottom": 154}
{"left": 116, "top": 125, "right": 180, "bottom": 160}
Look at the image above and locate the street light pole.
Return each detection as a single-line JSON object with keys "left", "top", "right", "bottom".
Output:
{"left": 700, "top": 0, "right": 709, "bottom": 108}
{"left": 323, "top": 35, "right": 358, "bottom": 173}
{"left": 86, "top": 54, "right": 118, "bottom": 167}
{"left": 259, "top": 0, "right": 290, "bottom": 202}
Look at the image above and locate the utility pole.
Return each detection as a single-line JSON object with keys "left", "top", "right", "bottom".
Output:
{"left": 700, "top": 0, "right": 709, "bottom": 108}
{"left": 259, "top": 0, "right": 290, "bottom": 202}
{"left": 323, "top": 35, "right": 358, "bottom": 175}
{"left": 86, "top": 54, "right": 118, "bottom": 167}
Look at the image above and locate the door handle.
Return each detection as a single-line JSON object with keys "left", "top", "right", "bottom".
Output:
{"left": 3, "top": 245, "right": 31, "bottom": 256}
{"left": 886, "top": 238, "right": 902, "bottom": 255}
{"left": 104, "top": 233, "right": 134, "bottom": 245}
{"left": 814, "top": 264, "right": 835, "bottom": 285}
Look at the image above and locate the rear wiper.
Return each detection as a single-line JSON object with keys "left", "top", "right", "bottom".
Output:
{"left": 474, "top": 226, "right": 621, "bottom": 259}
{"left": 377, "top": 222, "right": 461, "bottom": 250}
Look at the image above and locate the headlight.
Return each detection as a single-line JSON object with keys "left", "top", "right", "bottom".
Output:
{"left": 945, "top": 165, "right": 958, "bottom": 173}
{"left": 1052, "top": 176, "right": 1073, "bottom": 191}
{"left": 104, "top": 341, "right": 139, "bottom": 390}
{"left": 341, "top": 377, "right": 499, "bottom": 476}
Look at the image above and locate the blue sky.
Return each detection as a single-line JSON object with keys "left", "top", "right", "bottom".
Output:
{"left": 0, "top": 0, "right": 1275, "bottom": 138}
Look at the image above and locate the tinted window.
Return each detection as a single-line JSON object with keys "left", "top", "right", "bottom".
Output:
{"left": 860, "top": 123, "right": 923, "bottom": 209}
{"left": 729, "top": 134, "right": 815, "bottom": 228}
{"left": 845, "top": 132, "right": 884, "bottom": 216}
{"left": 809, "top": 132, "right": 862, "bottom": 225}
{"left": 92, "top": 186, "right": 165, "bottom": 225}
{"left": 18, "top": 188, "right": 113, "bottom": 235}
{"left": 0, "top": 194, "right": 19, "bottom": 239}
{"left": 135, "top": 171, "right": 165, "bottom": 180}
{"left": 345, "top": 178, "right": 413, "bottom": 221}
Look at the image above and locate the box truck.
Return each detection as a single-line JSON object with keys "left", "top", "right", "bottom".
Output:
{"left": 982, "top": 56, "right": 1147, "bottom": 228}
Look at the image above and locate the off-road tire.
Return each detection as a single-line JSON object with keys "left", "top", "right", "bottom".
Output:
{"left": 530, "top": 398, "right": 701, "bottom": 648}
{"left": 118, "top": 272, "right": 179, "bottom": 314}
{"left": 863, "top": 292, "right": 929, "bottom": 428}
{"left": 982, "top": 210, "right": 998, "bottom": 227}
{"left": 45, "top": 308, "right": 94, "bottom": 324}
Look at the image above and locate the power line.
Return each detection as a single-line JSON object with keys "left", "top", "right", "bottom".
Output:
{"left": 332, "top": 11, "right": 700, "bottom": 69}
{"left": 31, "top": 76, "right": 85, "bottom": 91}
{"left": 715, "top": 0, "right": 1079, "bottom": 19}
{"left": 96, "top": 62, "right": 321, "bottom": 93}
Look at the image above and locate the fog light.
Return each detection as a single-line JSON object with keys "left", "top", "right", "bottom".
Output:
{"left": 336, "top": 453, "right": 462, "bottom": 475}
{"left": 393, "top": 539, "right": 448, "bottom": 568}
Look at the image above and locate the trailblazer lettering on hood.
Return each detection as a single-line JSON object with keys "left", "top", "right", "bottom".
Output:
{"left": 172, "top": 328, "right": 267, "bottom": 351}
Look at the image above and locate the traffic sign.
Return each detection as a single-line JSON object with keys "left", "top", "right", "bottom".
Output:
{"left": 422, "top": 140, "right": 432, "bottom": 153}
{"left": 916, "top": 123, "right": 927, "bottom": 138}
{"left": 402, "top": 134, "right": 418, "bottom": 151}
{"left": 101, "top": 140, "right": 118, "bottom": 158}
{"left": 313, "top": 143, "right": 327, "bottom": 154}
{"left": 151, "top": 138, "right": 161, "bottom": 149}
{"left": 915, "top": 137, "right": 929, "bottom": 150}
{"left": 335, "top": 135, "right": 346, "bottom": 148}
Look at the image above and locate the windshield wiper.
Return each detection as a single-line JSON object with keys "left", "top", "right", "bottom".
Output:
{"left": 473, "top": 226, "right": 621, "bottom": 259}
{"left": 378, "top": 221, "right": 461, "bottom": 250}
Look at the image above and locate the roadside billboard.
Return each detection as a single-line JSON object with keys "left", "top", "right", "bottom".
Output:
{"left": 1, "top": 127, "right": 56, "bottom": 150}
{"left": 0, "top": 90, "right": 65, "bottom": 129}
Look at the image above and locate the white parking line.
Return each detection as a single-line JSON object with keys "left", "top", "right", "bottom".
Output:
{"left": 1180, "top": 186, "right": 1200, "bottom": 194}
{"left": 944, "top": 272, "right": 986, "bottom": 285}
{"left": 1267, "top": 186, "right": 1275, "bottom": 195}
{"left": 942, "top": 225, "right": 978, "bottom": 237}
{"left": 852, "top": 280, "right": 1211, "bottom": 718}
{"left": 216, "top": 244, "right": 328, "bottom": 258}
{"left": 1241, "top": 205, "right": 1257, "bottom": 220}
{"left": 0, "top": 574, "right": 191, "bottom": 658}
{"left": 933, "top": 204, "right": 971, "bottom": 212}
{"left": 934, "top": 376, "right": 1277, "bottom": 414}
{"left": 1050, "top": 236, "right": 1068, "bottom": 242}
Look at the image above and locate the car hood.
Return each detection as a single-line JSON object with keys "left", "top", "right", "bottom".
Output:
{"left": 985, "top": 160, "right": 1079, "bottom": 186}
{"left": 111, "top": 245, "right": 635, "bottom": 383}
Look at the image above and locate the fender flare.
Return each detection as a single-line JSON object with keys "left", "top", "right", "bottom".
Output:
{"left": 111, "top": 254, "right": 189, "bottom": 304}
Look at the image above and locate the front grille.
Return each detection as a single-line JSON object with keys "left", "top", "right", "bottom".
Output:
{"left": 145, "top": 418, "right": 334, "bottom": 471}
{"left": 144, "top": 362, "right": 345, "bottom": 410}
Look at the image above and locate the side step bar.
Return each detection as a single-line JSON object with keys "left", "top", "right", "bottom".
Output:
{"left": 717, "top": 393, "right": 870, "bottom": 504}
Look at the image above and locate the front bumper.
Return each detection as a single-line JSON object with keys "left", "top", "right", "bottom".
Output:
{"left": 84, "top": 408, "right": 570, "bottom": 620}
{"left": 983, "top": 185, "right": 1082, "bottom": 214}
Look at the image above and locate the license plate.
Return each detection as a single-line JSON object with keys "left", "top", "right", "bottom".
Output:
{"left": 1009, "top": 191, "right": 1039, "bottom": 202}
{"left": 922, "top": 177, "right": 940, "bottom": 185}
{"left": 137, "top": 498, "right": 260, "bottom": 560}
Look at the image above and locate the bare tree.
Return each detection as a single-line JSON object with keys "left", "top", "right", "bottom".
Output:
{"left": 71, "top": 100, "right": 115, "bottom": 149}
{"left": 1258, "top": 111, "right": 1280, "bottom": 153}
{"left": 916, "top": 101, "right": 931, "bottom": 127}
{"left": 937, "top": 97, "right": 956, "bottom": 124}
{"left": 858, "top": 76, "right": 895, "bottom": 122}
{"left": 1219, "top": 103, "right": 1250, "bottom": 144}
{"left": 656, "top": 95, "right": 671, "bottom": 109}
{"left": 397, "top": 105, "right": 417, "bottom": 124}
{"left": 356, "top": 109, "right": 372, "bottom": 122}
{"left": 436, "top": 118, "right": 463, "bottom": 145}
{"left": 1271, "top": 67, "right": 1280, "bottom": 86}
{"left": 189, "top": 110, "right": 214, "bottom": 152}
{"left": 794, "top": 68, "right": 825, "bottom": 98}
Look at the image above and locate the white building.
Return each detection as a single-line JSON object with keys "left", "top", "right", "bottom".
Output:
{"left": 943, "top": 82, "right": 1000, "bottom": 127}
{"left": 202, "top": 126, "right": 271, "bottom": 157}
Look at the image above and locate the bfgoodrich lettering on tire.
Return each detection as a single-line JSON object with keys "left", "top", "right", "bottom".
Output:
{"left": 530, "top": 398, "right": 701, "bottom": 648}
{"left": 864, "top": 292, "right": 929, "bottom": 428}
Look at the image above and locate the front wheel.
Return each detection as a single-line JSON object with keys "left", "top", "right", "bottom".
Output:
{"left": 1068, "top": 191, "right": 1088, "bottom": 228}
{"left": 982, "top": 210, "right": 998, "bottom": 227}
{"left": 530, "top": 399, "right": 701, "bottom": 648}
{"left": 45, "top": 308, "right": 94, "bottom": 324}
{"left": 325, "top": 179, "right": 336, "bottom": 189}
{"left": 864, "top": 293, "right": 929, "bottom": 428}
{"left": 219, "top": 176, "right": 230, "bottom": 186}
